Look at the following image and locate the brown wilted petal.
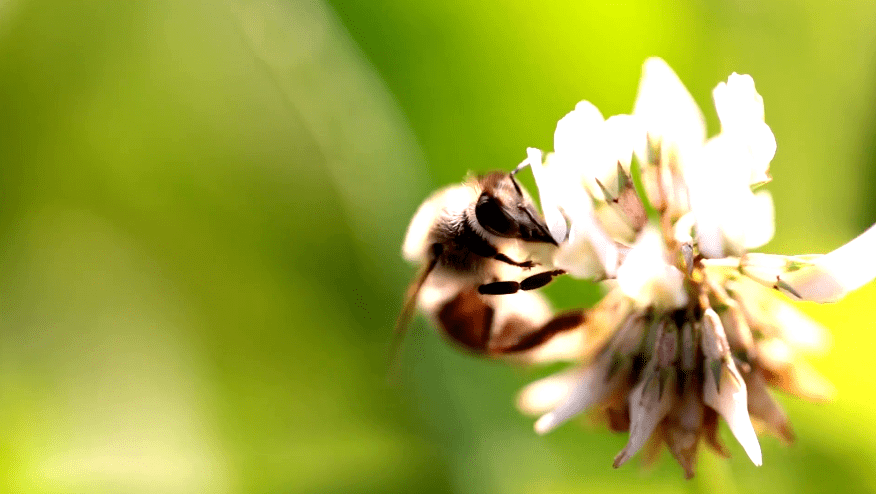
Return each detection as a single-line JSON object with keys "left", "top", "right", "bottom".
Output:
{"left": 731, "top": 278, "right": 831, "bottom": 354}
{"left": 756, "top": 341, "right": 836, "bottom": 402}
{"left": 663, "top": 380, "right": 705, "bottom": 479}
{"left": 578, "top": 289, "right": 635, "bottom": 359}
{"left": 717, "top": 303, "right": 756, "bottom": 355}
{"left": 744, "top": 369, "right": 795, "bottom": 444}
{"left": 702, "top": 407, "right": 730, "bottom": 458}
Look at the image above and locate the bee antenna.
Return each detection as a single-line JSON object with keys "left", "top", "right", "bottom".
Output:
{"left": 508, "top": 158, "right": 531, "bottom": 196}
{"left": 510, "top": 158, "right": 530, "bottom": 177}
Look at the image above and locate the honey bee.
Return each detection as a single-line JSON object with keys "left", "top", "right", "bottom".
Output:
{"left": 395, "top": 166, "right": 586, "bottom": 359}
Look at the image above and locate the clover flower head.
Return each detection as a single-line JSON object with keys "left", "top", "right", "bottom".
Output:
{"left": 519, "top": 57, "right": 876, "bottom": 477}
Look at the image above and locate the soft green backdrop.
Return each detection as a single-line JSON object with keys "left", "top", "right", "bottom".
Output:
{"left": 0, "top": 1, "right": 874, "bottom": 493}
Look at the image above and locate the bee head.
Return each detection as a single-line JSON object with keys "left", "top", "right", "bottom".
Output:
{"left": 474, "top": 172, "right": 557, "bottom": 245}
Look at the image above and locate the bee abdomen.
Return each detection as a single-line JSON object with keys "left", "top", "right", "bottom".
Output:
{"left": 437, "top": 287, "right": 494, "bottom": 352}
{"left": 436, "top": 286, "right": 586, "bottom": 355}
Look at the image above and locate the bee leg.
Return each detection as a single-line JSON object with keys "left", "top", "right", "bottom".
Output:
{"left": 478, "top": 280, "right": 520, "bottom": 295}
{"left": 478, "top": 269, "right": 566, "bottom": 295}
{"left": 488, "top": 309, "right": 587, "bottom": 354}
{"left": 460, "top": 217, "right": 537, "bottom": 269}
{"left": 519, "top": 269, "right": 566, "bottom": 290}
{"left": 493, "top": 253, "right": 537, "bottom": 269}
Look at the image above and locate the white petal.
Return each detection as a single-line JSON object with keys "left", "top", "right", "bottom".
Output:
{"left": 701, "top": 310, "right": 763, "bottom": 466}
{"left": 616, "top": 227, "right": 688, "bottom": 308}
{"left": 687, "top": 138, "right": 741, "bottom": 258}
{"left": 552, "top": 103, "right": 643, "bottom": 198}
{"left": 613, "top": 374, "right": 675, "bottom": 468}
{"left": 517, "top": 367, "right": 587, "bottom": 416}
{"left": 702, "top": 363, "right": 762, "bottom": 466}
{"left": 552, "top": 102, "right": 616, "bottom": 191}
{"left": 603, "top": 113, "right": 646, "bottom": 171}
{"left": 688, "top": 136, "right": 774, "bottom": 257}
{"left": 633, "top": 58, "right": 706, "bottom": 165}
{"left": 553, "top": 234, "right": 606, "bottom": 279}
{"left": 673, "top": 212, "right": 696, "bottom": 245}
{"left": 534, "top": 358, "right": 613, "bottom": 434}
{"left": 713, "top": 74, "right": 764, "bottom": 131}
{"left": 745, "top": 122, "right": 776, "bottom": 185}
{"left": 553, "top": 190, "right": 620, "bottom": 279}
{"left": 713, "top": 74, "right": 775, "bottom": 185}
{"left": 554, "top": 100, "right": 605, "bottom": 157}
{"left": 527, "top": 147, "right": 568, "bottom": 243}
{"left": 742, "top": 190, "right": 775, "bottom": 249}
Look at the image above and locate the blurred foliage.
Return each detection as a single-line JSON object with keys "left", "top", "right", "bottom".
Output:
{"left": 0, "top": 0, "right": 874, "bottom": 493}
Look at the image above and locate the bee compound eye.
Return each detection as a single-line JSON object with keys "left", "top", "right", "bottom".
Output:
{"left": 475, "top": 193, "right": 514, "bottom": 236}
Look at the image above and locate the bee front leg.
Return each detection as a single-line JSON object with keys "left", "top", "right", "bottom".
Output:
{"left": 493, "top": 253, "right": 537, "bottom": 269}
{"left": 459, "top": 221, "right": 538, "bottom": 269}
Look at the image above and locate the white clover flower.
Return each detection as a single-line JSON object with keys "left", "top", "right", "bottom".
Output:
{"left": 518, "top": 57, "right": 876, "bottom": 478}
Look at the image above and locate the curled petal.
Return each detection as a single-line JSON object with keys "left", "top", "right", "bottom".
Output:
{"left": 781, "top": 223, "right": 876, "bottom": 302}
{"left": 739, "top": 253, "right": 817, "bottom": 294}
{"left": 741, "top": 224, "right": 876, "bottom": 302}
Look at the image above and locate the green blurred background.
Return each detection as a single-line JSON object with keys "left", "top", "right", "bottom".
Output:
{"left": 0, "top": 0, "right": 875, "bottom": 492}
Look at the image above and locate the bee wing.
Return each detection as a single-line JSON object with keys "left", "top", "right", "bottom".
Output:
{"left": 389, "top": 254, "right": 440, "bottom": 376}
